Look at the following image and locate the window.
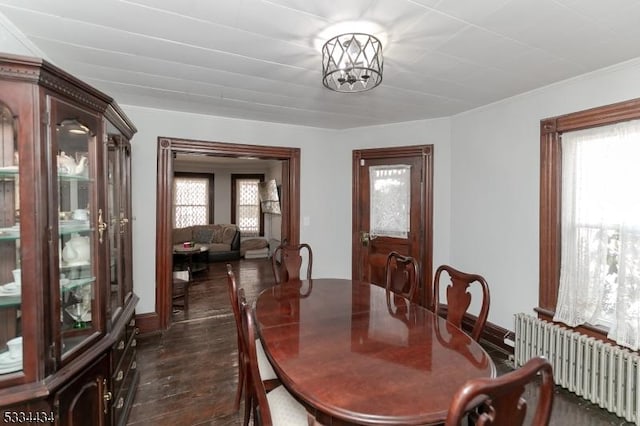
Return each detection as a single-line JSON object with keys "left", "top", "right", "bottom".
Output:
{"left": 540, "top": 99, "right": 640, "bottom": 350}
{"left": 173, "top": 173, "right": 214, "bottom": 227}
{"left": 231, "top": 174, "right": 264, "bottom": 237}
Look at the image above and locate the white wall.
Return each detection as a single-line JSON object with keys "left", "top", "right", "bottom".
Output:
{"left": 450, "top": 57, "right": 640, "bottom": 331}
{"left": 122, "top": 106, "right": 346, "bottom": 313}
{"left": 0, "top": 13, "right": 47, "bottom": 57}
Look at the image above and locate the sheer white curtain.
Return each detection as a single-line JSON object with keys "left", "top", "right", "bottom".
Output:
{"left": 554, "top": 120, "right": 640, "bottom": 350}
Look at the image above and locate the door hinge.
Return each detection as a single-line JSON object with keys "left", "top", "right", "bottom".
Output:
{"left": 360, "top": 159, "right": 365, "bottom": 166}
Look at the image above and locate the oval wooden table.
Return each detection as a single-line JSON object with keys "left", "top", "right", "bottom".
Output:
{"left": 255, "top": 278, "right": 496, "bottom": 426}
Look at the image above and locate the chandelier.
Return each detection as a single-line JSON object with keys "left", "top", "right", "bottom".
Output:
{"left": 322, "top": 33, "right": 383, "bottom": 93}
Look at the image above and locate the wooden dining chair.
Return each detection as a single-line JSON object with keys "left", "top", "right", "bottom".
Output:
{"left": 172, "top": 267, "right": 191, "bottom": 314}
{"left": 432, "top": 264, "right": 490, "bottom": 342}
{"left": 226, "top": 264, "right": 278, "bottom": 424}
{"left": 242, "top": 298, "right": 308, "bottom": 425}
{"left": 444, "top": 356, "right": 554, "bottom": 426}
{"left": 271, "top": 243, "right": 313, "bottom": 283}
{"left": 385, "top": 251, "right": 419, "bottom": 301}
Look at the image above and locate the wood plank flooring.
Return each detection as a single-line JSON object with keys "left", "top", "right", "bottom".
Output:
{"left": 127, "top": 259, "right": 630, "bottom": 425}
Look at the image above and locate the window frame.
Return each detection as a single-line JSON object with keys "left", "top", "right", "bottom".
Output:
{"left": 539, "top": 97, "right": 640, "bottom": 341}
{"left": 231, "top": 173, "right": 265, "bottom": 236}
{"left": 173, "top": 172, "right": 215, "bottom": 226}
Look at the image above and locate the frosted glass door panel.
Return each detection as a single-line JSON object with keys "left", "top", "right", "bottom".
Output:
{"left": 369, "top": 165, "right": 411, "bottom": 238}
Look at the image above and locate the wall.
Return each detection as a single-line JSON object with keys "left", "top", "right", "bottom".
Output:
{"left": 122, "top": 107, "right": 345, "bottom": 313}
{"left": 450, "top": 57, "right": 640, "bottom": 331}
{"left": 0, "top": 14, "right": 46, "bottom": 57}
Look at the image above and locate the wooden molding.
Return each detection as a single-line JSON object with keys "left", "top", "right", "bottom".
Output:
{"left": 539, "top": 97, "right": 640, "bottom": 319}
{"left": 135, "top": 312, "right": 160, "bottom": 335}
{"left": 155, "top": 138, "right": 301, "bottom": 331}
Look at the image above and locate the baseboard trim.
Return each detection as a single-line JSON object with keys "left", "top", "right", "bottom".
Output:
{"left": 135, "top": 312, "right": 161, "bottom": 335}
{"left": 480, "top": 320, "right": 514, "bottom": 354}
{"left": 438, "top": 305, "right": 514, "bottom": 354}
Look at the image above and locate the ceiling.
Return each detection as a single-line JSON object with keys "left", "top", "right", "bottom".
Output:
{"left": 1, "top": 0, "right": 640, "bottom": 129}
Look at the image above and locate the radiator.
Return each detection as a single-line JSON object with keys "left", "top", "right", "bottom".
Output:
{"left": 514, "top": 313, "right": 640, "bottom": 425}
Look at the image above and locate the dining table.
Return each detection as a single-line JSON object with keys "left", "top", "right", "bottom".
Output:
{"left": 254, "top": 278, "right": 496, "bottom": 426}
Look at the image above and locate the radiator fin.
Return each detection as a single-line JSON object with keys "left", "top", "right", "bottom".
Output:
{"left": 514, "top": 313, "right": 640, "bottom": 425}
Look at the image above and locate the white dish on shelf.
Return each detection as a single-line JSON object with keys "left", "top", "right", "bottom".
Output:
{"left": 0, "top": 351, "right": 22, "bottom": 374}
{"left": 0, "top": 282, "right": 20, "bottom": 296}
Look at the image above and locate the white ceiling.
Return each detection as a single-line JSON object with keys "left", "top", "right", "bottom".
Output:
{"left": 1, "top": 0, "right": 640, "bottom": 129}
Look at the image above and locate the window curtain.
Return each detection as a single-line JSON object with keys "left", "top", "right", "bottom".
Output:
{"left": 554, "top": 120, "right": 640, "bottom": 350}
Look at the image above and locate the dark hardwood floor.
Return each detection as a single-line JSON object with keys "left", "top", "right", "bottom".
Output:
{"left": 127, "top": 259, "right": 630, "bottom": 425}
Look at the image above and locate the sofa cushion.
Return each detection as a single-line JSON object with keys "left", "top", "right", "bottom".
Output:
{"left": 192, "top": 226, "right": 215, "bottom": 244}
{"left": 221, "top": 225, "right": 239, "bottom": 245}
{"left": 206, "top": 243, "right": 232, "bottom": 252}
{"left": 241, "top": 238, "right": 269, "bottom": 256}
{"left": 173, "top": 227, "right": 193, "bottom": 244}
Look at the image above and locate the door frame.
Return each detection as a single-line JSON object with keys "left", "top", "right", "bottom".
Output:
{"left": 155, "top": 137, "right": 301, "bottom": 330}
{"left": 352, "top": 145, "right": 433, "bottom": 307}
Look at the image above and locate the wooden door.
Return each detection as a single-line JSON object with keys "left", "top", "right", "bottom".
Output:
{"left": 352, "top": 145, "right": 433, "bottom": 306}
{"left": 53, "top": 354, "right": 109, "bottom": 426}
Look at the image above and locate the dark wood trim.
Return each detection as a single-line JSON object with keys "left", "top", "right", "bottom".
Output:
{"left": 134, "top": 312, "right": 160, "bottom": 335}
{"left": 174, "top": 172, "right": 215, "bottom": 224}
{"left": 230, "top": 173, "right": 265, "bottom": 236}
{"left": 539, "top": 96, "right": 640, "bottom": 341}
{"left": 155, "top": 138, "right": 301, "bottom": 330}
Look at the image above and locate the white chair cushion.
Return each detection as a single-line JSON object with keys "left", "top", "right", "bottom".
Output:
{"left": 266, "top": 385, "right": 308, "bottom": 426}
{"left": 256, "top": 338, "right": 278, "bottom": 380}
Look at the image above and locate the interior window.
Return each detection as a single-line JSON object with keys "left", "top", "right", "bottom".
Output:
{"left": 231, "top": 174, "right": 264, "bottom": 237}
{"left": 555, "top": 121, "right": 640, "bottom": 344}
{"left": 540, "top": 99, "right": 640, "bottom": 349}
{"left": 173, "top": 173, "right": 214, "bottom": 227}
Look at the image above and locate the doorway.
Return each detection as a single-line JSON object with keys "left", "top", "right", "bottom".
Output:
{"left": 352, "top": 145, "right": 433, "bottom": 306}
{"left": 155, "top": 137, "right": 301, "bottom": 330}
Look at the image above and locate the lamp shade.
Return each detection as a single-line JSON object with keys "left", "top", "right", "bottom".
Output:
{"left": 322, "top": 33, "right": 383, "bottom": 93}
{"left": 258, "top": 179, "right": 281, "bottom": 215}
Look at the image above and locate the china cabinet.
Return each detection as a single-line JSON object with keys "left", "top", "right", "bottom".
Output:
{"left": 0, "top": 53, "right": 137, "bottom": 425}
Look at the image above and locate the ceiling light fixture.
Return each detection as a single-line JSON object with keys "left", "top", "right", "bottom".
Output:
{"left": 322, "top": 32, "right": 383, "bottom": 93}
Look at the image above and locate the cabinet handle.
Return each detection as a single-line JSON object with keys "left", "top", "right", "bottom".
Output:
{"left": 98, "top": 208, "right": 107, "bottom": 243}
{"left": 131, "top": 339, "right": 137, "bottom": 347}
{"left": 102, "top": 378, "right": 111, "bottom": 414}
{"left": 116, "top": 370, "right": 124, "bottom": 382}
{"left": 117, "top": 340, "right": 124, "bottom": 350}
{"left": 116, "top": 397, "right": 124, "bottom": 409}
{"left": 134, "top": 327, "right": 140, "bottom": 335}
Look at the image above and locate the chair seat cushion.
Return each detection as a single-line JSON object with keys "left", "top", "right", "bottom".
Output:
{"left": 256, "top": 338, "right": 277, "bottom": 380}
{"left": 266, "top": 385, "right": 308, "bottom": 426}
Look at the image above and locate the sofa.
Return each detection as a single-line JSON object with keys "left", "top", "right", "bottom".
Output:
{"left": 172, "top": 224, "right": 241, "bottom": 262}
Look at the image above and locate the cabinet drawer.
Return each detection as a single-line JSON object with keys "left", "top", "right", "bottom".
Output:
{"left": 112, "top": 352, "right": 139, "bottom": 426}
{"left": 111, "top": 327, "right": 127, "bottom": 370}
{"left": 126, "top": 315, "right": 138, "bottom": 344}
{"left": 113, "top": 334, "right": 136, "bottom": 389}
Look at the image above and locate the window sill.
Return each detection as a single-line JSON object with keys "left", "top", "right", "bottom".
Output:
{"left": 534, "top": 307, "right": 618, "bottom": 346}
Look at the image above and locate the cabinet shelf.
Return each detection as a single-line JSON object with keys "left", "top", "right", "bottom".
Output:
{"left": 61, "top": 277, "right": 95, "bottom": 292}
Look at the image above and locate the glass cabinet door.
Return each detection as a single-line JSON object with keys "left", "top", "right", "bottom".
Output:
{"left": 106, "top": 131, "right": 122, "bottom": 324}
{"left": 51, "top": 98, "right": 101, "bottom": 358}
{"left": 0, "top": 103, "right": 22, "bottom": 376}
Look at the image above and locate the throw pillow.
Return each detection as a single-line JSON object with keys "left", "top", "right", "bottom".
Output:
{"left": 193, "top": 227, "right": 214, "bottom": 244}
{"left": 210, "top": 225, "right": 223, "bottom": 243}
